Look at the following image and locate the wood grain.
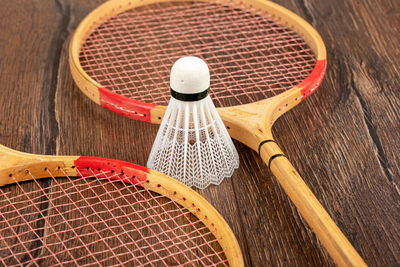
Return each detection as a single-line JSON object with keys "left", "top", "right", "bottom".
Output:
{"left": 0, "top": 0, "right": 399, "bottom": 266}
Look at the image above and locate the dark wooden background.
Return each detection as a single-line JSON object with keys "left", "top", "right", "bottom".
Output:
{"left": 0, "top": 0, "right": 399, "bottom": 266}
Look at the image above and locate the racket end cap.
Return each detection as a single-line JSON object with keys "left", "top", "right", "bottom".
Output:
{"left": 170, "top": 56, "right": 210, "bottom": 94}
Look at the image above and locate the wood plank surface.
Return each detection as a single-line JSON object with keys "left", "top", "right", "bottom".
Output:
{"left": 0, "top": 0, "right": 399, "bottom": 266}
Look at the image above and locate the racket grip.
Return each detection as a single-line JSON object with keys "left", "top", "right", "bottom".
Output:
{"left": 259, "top": 141, "right": 367, "bottom": 267}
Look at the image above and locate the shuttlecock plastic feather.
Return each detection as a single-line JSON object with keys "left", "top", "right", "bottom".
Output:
{"left": 147, "top": 56, "right": 239, "bottom": 189}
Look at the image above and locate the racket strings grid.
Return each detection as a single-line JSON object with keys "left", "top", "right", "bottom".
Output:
{"left": 78, "top": 1, "right": 316, "bottom": 108}
{"left": 0, "top": 166, "right": 229, "bottom": 266}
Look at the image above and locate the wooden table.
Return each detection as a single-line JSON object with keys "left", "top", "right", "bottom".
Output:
{"left": 0, "top": 0, "right": 399, "bottom": 266}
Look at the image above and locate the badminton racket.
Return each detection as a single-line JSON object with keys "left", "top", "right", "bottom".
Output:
{"left": 0, "top": 144, "right": 243, "bottom": 266}
{"left": 69, "top": 0, "right": 366, "bottom": 265}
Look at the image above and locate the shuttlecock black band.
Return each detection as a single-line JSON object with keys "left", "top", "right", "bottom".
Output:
{"left": 170, "top": 87, "right": 209, "bottom": 101}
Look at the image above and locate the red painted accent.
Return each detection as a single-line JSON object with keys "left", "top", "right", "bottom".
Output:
{"left": 298, "top": 59, "right": 327, "bottom": 100}
{"left": 74, "top": 156, "right": 149, "bottom": 186}
{"left": 99, "top": 87, "right": 157, "bottom": 123}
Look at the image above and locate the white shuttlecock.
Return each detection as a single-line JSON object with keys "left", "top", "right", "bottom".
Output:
{"left": 147, "top": 56, "right": 239, "bottom": 189}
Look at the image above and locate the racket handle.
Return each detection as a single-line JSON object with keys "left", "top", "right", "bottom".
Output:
{"left": 259, "top": 141, "right": 366, "bottom": 267}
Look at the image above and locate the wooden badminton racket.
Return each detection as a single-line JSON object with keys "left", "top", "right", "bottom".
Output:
{"left": 0, "top": 144, "right": 243, "bottom": 266}
{"left": 69, "top": 0, "right": 366, "bottom": 265}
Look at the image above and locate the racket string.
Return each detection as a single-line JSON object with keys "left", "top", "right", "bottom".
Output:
{"left": 0, "top": 168, "right": 228, "bottom": 266}
{"left": 78, "top": 167, "right": 218, "bottom": 265}
{"left": 73, "top": 168, "right": 172, "bottom": 266}
{"left": 0, "top": 177, "right": 83, "bottom": 266}
{"left": 79, "top": 1, "right": 316, "bottom": 107}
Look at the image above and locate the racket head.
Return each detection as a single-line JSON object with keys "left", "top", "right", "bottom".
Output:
{"left": 0, "top": 145, "right": 243, "bottom": 266}
{"left": 69, "top": 0, "right": 326, "bottom": 125}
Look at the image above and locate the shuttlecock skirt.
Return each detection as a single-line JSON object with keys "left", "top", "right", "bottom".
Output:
{"left": 147, "top": 96, "right": 239, "bottom": 189}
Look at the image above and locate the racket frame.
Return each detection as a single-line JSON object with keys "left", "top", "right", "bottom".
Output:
{"left": 0, "top": 144, "right": 244, "bottom": 266}
{"left": 69, "top": 0, "right": 326, "bottom": 126}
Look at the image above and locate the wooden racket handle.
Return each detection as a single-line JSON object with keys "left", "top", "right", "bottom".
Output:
{"left": 259, "top": 141, "right": 366, "bottom": 267}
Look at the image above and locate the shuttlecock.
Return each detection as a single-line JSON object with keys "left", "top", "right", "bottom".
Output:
{"left": 147, "top": 56, "right": 239, "bottom": 189}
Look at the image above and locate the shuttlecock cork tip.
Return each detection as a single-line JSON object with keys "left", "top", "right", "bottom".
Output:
{"left": 170, "top": 56, "right": 210, "bottom": 95}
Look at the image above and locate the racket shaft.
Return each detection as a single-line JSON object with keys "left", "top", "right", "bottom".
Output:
{"left": 260, "top": 143, "right": 366, "bottom": 267}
